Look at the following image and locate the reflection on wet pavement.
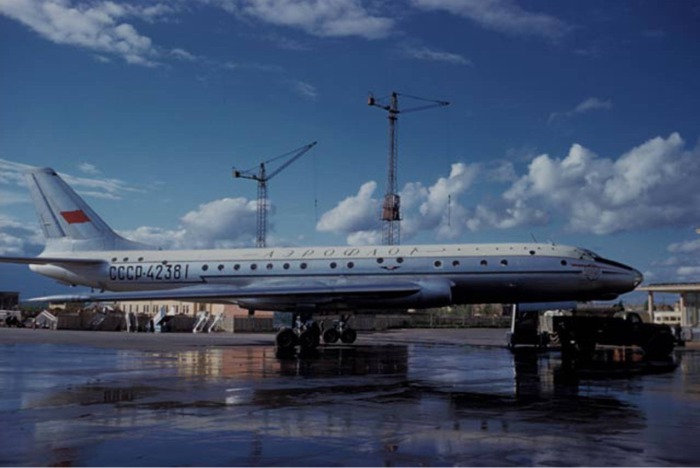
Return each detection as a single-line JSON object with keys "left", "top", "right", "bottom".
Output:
{"left": 1, "top": 340, "right": 699, "bottom": 466}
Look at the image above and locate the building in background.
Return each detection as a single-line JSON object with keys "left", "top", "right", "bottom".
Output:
{"left": 0, "top": 291, "right": 19, "bottom": 310}
{"left": 638, "top": 283, "right": 700, "bottom": 332}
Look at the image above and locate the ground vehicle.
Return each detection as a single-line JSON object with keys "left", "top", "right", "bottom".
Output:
{"left": 553, "top": 311, "right": 675, "bottom": 359}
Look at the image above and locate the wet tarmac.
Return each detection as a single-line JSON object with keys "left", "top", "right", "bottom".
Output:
{"left": 1, "top": 328, "right": 699, "bottom": 466}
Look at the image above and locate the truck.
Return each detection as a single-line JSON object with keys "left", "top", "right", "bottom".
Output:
{"left": 553, "top": 311, "right": 676, "bottom": 359}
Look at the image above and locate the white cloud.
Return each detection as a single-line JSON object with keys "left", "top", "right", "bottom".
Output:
{"left": 669, "top": 239, "right": 700, "bottom": 254}
{"left": 317, "top": 163, "right": 479, "bottom": 244}
{"left": 207, "top": 0, "right": 394, "bottom": 39}
{"left": 574, "top": 97, "right": 612, "bottom": 113}
{"left": 465, "top": 198, "right": 548, "bottom": 232}
{"left": 677, "top": 266, "right": 700, "bottom": 277}
{"left": 0, "top": 215, "right": 43, "bottom": 255}
{"left": 119, "top": 225, "right": 185, "bottom": 250}
{"left": 180, "top": 198, "right": 258, "bottom": 248}
{"left": 467, "top": 133, "right": 700, "bottom": 235}
{"left": 0, "top": 159, "right": 34, "bottom": 186}
{"left": 0, "top": 158, "right": 145, "bottom": 201}
{"left": 549, "top": 97, "right": 613, "bottom": 123}
{"left": 0, "top": 0, "right": 176, "bottom": 66}
{"left": 401, "top": 162, "right": 478, "bottom": 239}
{"left": 170, "top": 48, "right": 198, "bottom": 62}
{"left": 78, "top": 162, "right": 100, "bottom": 175}
{"left": 411, "top": 0, "right": 569, "bottom": 40}
{"left": 0, "top": 189, "right": 28, "bottom": 206}
{"left": 347, "top": 230, "right": 382, "bottom": 246}
{"left": 62, "top": 173, "right": 145, "bottom": 200}
{"left": 488, "top": 161, "right": 518, "bottom": 182}
{"left": 400, "top": 44, "right": 471, "bottom": 66}
{"left": 317, "top": 181, "right": 380, "bottom": 234}
{"left": 290, "top": 80, "right": 318, "bottom": 100}
{"left": 123, "top": 197, "right": 260, "bottom": 249}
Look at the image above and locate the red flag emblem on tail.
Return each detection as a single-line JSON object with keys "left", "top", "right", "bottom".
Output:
{"left": 61, "top": 210, "right": 90, "bottom": 224}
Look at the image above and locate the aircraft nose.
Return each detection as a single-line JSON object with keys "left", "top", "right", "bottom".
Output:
{"left": 632, "top": 267, "right": 644, "bottom": 288}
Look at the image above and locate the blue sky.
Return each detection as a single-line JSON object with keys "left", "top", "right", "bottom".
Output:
{"left": 1, "top": 0, "right": 699, "bottom": 302}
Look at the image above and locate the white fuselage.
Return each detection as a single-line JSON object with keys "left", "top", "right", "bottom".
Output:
{"left": 31, "top": 242, "right": 643, "bottom": 311}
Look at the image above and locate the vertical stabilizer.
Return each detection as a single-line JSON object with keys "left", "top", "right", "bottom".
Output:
{"left": 25, "top": 168, "right": 153, "bottom": 252}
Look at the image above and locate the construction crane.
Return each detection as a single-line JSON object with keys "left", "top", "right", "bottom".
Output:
{"left": 233, "top": 141, "right": 318, "bottom": 248}
{"left": 368, "top": 92, "right": 449, "bottom": 245}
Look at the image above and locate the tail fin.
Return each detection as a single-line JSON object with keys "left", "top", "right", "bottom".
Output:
{"left": 25, "top": 167, "right": 153, "bottom": 253}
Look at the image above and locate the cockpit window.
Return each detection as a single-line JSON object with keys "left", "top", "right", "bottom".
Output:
{"left": 595, "top": 256, "right": 635, "bottom": 271}
{"left": 580, "top": 248, "right": 634, "bottom": 271}
{"left": 578, "top": 249, "right": 597, "bottom": 261}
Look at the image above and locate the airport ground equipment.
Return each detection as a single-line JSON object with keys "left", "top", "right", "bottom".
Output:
{"left": 233, "top": 141, "right": 317, "bottom": 248}
{"left": 507, "top": 304, "right": 676, "bottom": 359}
{"left": 368, "top": 92, "right": 449, "bottom": 245}
{"left": 553, "top": 311, "right": 676, "bottom": 359}
{"left": 1, "top": 310, "right": 24, "bottom": 327}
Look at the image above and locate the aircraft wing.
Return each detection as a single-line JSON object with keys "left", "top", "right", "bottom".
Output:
{"left": 0, "top": 256, "right": 105, "bottom": 266}
{"left": 28, "top": 280, "right": 425, "bottom": 304}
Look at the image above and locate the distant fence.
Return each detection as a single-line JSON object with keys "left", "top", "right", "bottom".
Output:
{"left": 47, "top": 309, "right": 509, "bottom": 333}
{"left": 219, "top": 314, "right": 510, "bottom": 333}
{"left": 54, "top": 310, "right": 196, "bottom": 332}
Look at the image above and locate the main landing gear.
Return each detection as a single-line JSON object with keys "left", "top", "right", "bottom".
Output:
{"left": 275, "top": 314, "right": 357, "bottom": 352}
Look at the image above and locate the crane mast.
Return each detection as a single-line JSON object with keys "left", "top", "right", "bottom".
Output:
{"left": 233, "top": 141, "right": 317, "bottom": 248}
{"left": 368, "top": 91, "right": 449, "bottom": 245}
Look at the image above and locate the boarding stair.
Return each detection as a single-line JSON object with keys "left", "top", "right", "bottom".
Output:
{"left": 153, "top": 306, "right": 176, "bottom": 333}
{"left": 36, "top": 310, "right": 58, "bottom": 330}
{"left": 206, "top": 311, "right": 224, "bottom": 333}
{"left": 192, "top": 311, "right": 209, "bottom": 333}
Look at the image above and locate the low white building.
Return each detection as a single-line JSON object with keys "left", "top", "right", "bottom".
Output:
{"left": 638, "top": 283, "right": 700, "bottom": 330}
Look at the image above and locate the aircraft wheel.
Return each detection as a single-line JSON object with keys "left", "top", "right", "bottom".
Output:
{"left": 299, "top": 329, "right": 320, "bottom": 349}
{"left": 643, "top": 332, "right": 675, "bottom": 359}
{"left": 340, "top": 327, "right": 357, "bottom": 344}
{"left": 323, "top": 328, "right": 340, "bottom": 344}
{"left": 276, "top": 328, "right": 298, "bottom": 350}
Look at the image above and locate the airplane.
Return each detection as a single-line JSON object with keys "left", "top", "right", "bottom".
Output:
{"left": 0, "top": 167, "right": 643, "bottom": 350}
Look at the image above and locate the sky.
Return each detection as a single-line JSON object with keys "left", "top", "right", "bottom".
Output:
{"left": 1, "top": 0, "right": 699, "bottom": 302}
